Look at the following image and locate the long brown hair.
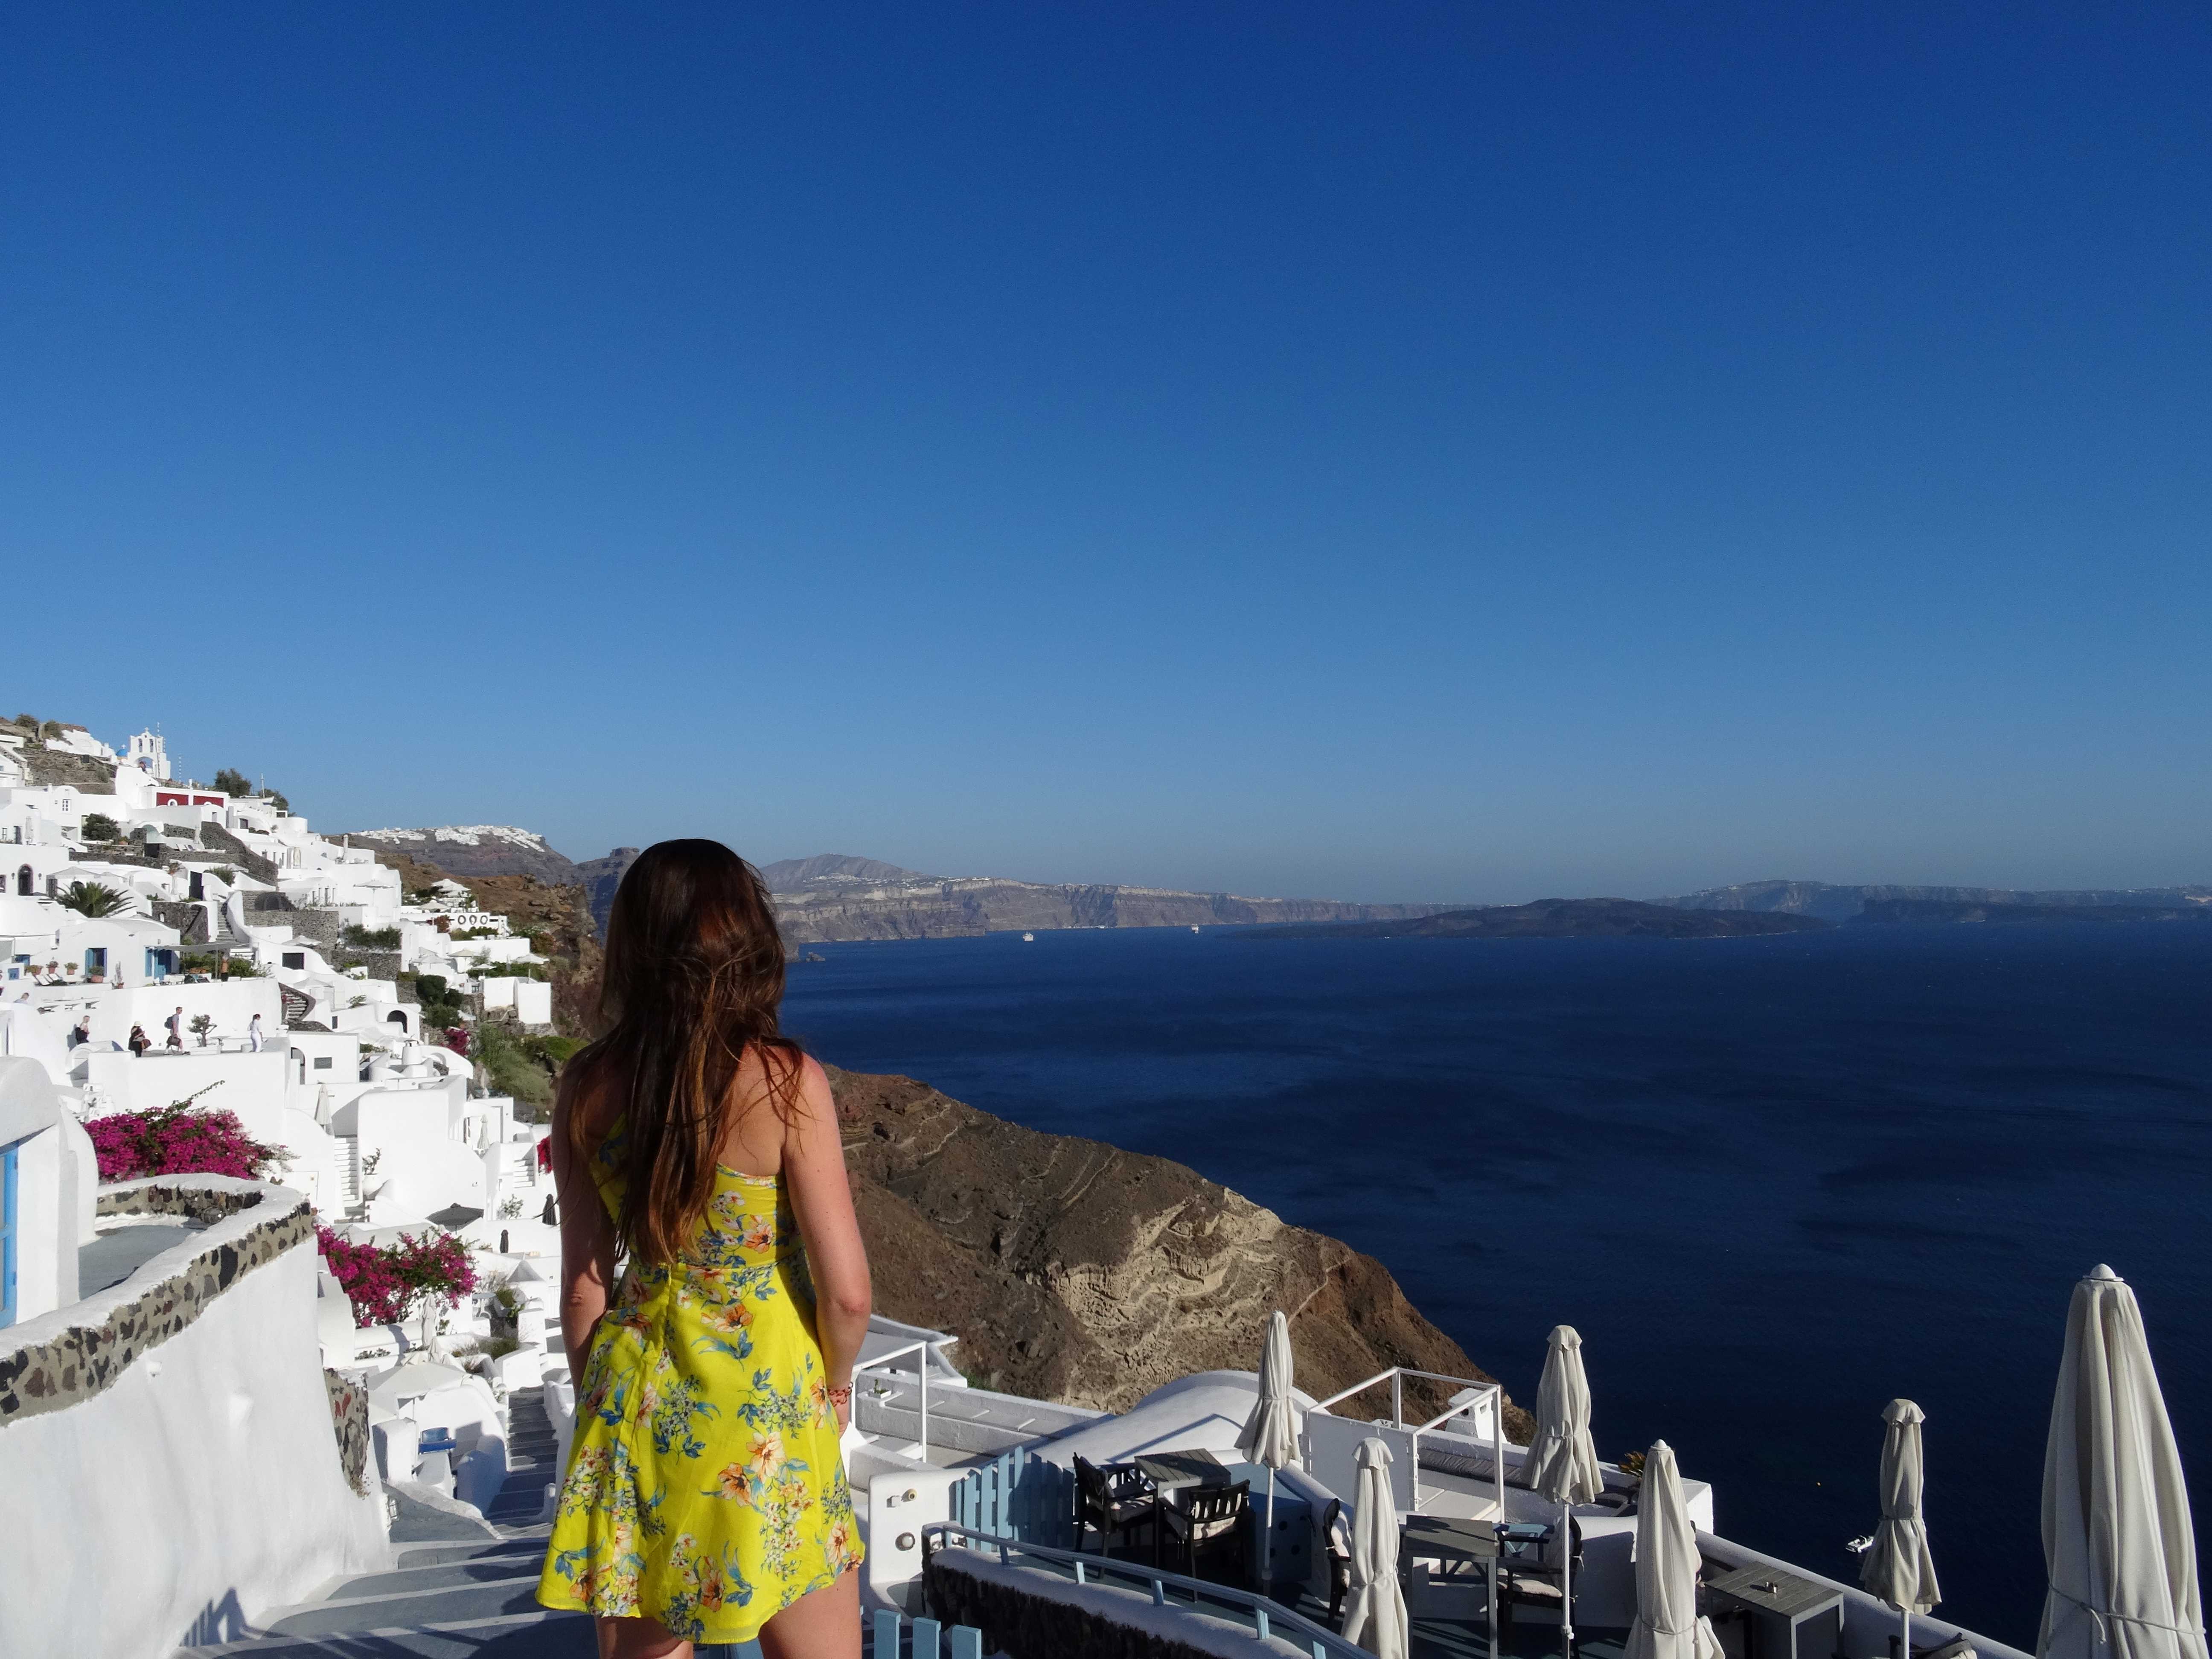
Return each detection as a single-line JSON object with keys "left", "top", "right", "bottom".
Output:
{"left": 568, "top": 839, "right": 803, "bottom": 1264}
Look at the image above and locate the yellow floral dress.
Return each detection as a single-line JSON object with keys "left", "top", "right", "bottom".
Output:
{"left": 537, "top": 1121, "right": 863, "bottom": 1643}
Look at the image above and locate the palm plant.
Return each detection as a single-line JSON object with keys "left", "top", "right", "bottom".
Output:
{"left": 56, "top": 880, "right": 128, "bottom": 917}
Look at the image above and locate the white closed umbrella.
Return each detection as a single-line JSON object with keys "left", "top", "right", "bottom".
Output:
{"left": 1343, "top": 1436, "right": 1410, "bottom": 1659}
{"left": 2038, "top": 1265, "right": 2206, "bottom": 1659}
{"left": 1863, "top": 1399, "right": 1941, "bottom": 1659}
{"left": 1526, "top": 1324, "right": 1606, "bottom": 1653}
{"left": 1236, "top": 1310, "right": 1300, "bottom": 1590}
{"left": 1626, "top": 1441, "right": 1722, "bottom": 1659}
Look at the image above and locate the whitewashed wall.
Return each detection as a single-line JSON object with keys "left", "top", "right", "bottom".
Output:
{"left": 81, "top": 1047, "right": 293, "bottom": 1143}
{"left": 89, "top": 981, "right": 284, "bottom": 1053}
{"left": 0, "top": 1184, "right": 389, "bottom": 1658}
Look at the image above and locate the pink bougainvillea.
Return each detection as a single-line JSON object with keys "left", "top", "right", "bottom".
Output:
{"left": 89, "top": 1100, "right": 281, "bottom": 1183}
{"left": 316, "top": 1225, "right": 479, "bottom": 1327}
{"left": 443, "top": 1025, "right": 470, "bottom": 1056}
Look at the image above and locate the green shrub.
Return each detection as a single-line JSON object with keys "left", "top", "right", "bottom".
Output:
{"left": 81, "top": 812, "right": 121, "bottom": 841}
{"left": 475, "top": 1018, "right": 551, "bottom": 1108}
{"left": 342, "top": 925, "right": 402, "bottom": 949}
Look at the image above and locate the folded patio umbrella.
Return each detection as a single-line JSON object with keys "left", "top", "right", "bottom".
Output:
{"left": 2038, "top": 1265, "right": 2206, "bottom": 1659}
{"left": 1527, "top": 1325, "right": 1607, "bottom": 1651}
{"left": 1626, "top": 1441, "right": 1722, "bottom": 1659}
{"left": 1863, "top": 1397, "right": 1941, "bottom": 1659}
{"left": 1236, "top": 1310, "right": 1300, "bottom": 1583}
{"left": 1344, "top": 1436, "right": 1410, "bottom": 1659}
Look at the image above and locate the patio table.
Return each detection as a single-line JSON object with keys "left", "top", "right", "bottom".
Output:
{"left": 1133, "top": 1449, "right": 1230, "bottom": 1495}
{"left": 1703, "top": 1561, "right": 1844, "bottom": 1659}
{"left": 1400, "top": 1515, "right": 1502, "bottom": 1639}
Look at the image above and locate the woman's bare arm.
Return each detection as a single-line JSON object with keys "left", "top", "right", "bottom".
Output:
{"left": 550, "top": 1079, "right": 619, "bottom": 1383}
{"left": 781, "top": 1056, "right": 872, "bottom": 1424}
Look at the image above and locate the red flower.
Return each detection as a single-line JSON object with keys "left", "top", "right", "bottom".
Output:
{"left": 315, "top": 1225, "right": 479, "bottom": 1328}
{"left": 88, "top": 1101, "right": 279, "bottom": 1183}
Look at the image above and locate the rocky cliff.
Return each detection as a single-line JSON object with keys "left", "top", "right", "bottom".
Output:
{"left": 830, "top": 1064, "right": 1528, "bottom": 1433}
{"left": 776, "top": 873, "right": 1450, "bottom": 945}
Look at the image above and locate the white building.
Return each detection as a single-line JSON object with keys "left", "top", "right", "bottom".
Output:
{"left": 123, "top": 728, "right": 170, "bottom": 781}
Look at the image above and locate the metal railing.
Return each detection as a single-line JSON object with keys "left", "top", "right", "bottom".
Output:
{"left": 1307, "top": 1364, "right": 1505, "bottom": 1519}
{"left": 856, "top": 1339, "right": 935, "bottom": 1462}
{"left": 923, "top": 1520, "right": 1371, "bottom": 1659}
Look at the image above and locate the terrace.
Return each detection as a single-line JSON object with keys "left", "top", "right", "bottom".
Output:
{"left": 842, "top": 1352, "right": 2032, "bottom": 1659}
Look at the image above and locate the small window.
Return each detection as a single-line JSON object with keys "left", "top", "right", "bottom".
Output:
{"left": 282, "top": 952, "right": 306, "bottom": 970}
{"left": 312, "top": 1057, "right": 333, "bottom": 1071}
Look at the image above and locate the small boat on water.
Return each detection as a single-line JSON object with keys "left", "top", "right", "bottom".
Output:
{"left": 1022, "top": 932, "right": 1035, "bottom": 942}
{"left": 1190, "top": 925, "right": 1200, "bottom": 933}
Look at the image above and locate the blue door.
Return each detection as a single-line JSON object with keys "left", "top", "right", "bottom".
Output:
{"left": 0, "top": 1140, "right": 19, "bottom": 1328}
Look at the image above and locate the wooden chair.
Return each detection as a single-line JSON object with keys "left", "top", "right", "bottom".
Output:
{"left": 1074, "top": 1455, "right": 1158, "bottom": 1557}
{"left": 1319, "top": 1497, "right": 1353, "bottom": 1627}
{"left": 1161, "top": 1480, "right": 1251, "bottom": 1586}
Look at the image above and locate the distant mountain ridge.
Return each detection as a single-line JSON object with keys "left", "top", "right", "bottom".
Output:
{"left": 1659, "top": 878, "right": 2212, "bottom": 925}
{"left": 339, "top": 828, "right": 2212, "bottom": 943}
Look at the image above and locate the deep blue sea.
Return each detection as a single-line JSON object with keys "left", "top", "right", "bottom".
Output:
{"left": 780, "top": 922, "right": 2212, "bottom": 1647}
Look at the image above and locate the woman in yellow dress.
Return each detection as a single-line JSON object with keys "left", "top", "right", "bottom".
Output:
{"left": 538, "top": 841, "right": 871, "bottom": 1658}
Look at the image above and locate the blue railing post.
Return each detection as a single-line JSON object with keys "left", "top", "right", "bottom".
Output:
{"left": 947, "top": 1628, "right": 983, "bottom": 1659}
{"left": 871, "top": 1607, "right": 900, "bottom": 1659}
{"left": 912, "top": 1616, "right": 941, "bottom": 1659}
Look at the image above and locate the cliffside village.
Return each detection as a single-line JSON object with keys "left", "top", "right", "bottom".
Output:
{"left": 0, "top": 720, "right": 2187, "bottom": 1659}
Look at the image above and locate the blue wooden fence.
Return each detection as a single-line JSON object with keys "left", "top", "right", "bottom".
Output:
{"left": 946, "top": 1443, "right": 1076, "bottom": 1548}
{"left": 871, "top": 1607, "right": 987, "bottom": 1659}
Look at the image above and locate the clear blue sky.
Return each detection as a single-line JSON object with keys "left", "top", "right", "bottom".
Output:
{"left": 6, "top": 5, "right": 2207, "bottom": 902}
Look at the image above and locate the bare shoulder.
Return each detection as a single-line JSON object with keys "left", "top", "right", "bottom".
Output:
{"left": 783, "top": 1053, "right": 843, "bottom": 1147}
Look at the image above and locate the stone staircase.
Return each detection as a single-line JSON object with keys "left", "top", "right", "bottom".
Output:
{"left": 483, "top": 1385, "right": 558, "bottom": 1528}
{"left": 335, "top": 1135, "right": 361, "bottom": 1210}
{"left": 176, "top": 1530, "right": 585, "bottom": 1656}
{"left": 172, "top": 1389, "right": 623, "bottom": 1659}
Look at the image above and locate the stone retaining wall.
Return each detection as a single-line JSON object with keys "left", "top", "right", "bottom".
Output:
{"left": 0, "top": 1177, "right": 312, "bottom": 1423}
{"left": 324, "top": 1368, "right": 373, "bottom": 1497}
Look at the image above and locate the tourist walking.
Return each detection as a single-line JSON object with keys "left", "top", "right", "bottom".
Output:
{"left": 128, "top": 1024, "right": 151, "bottom": 1057}
{"left": 165, "top": 1005, "right": 185, "bottom": 1048}
{"left": 70, "top": 1016, "right": 90, "bottom": 1049}
{"left": 537, "top": 840, "right": 870, "bottom": 1658}
{"left": 248, "top": 1012, "right": 264, "bottom": 1051}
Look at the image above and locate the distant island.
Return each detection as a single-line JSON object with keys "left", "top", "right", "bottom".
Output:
{"left": 1247, "top": 897, "right": 1829, "bottom": 941}
{"left": 1854, "top": 897, "right": 2212, "bottom": 927}
{"left": 1658, "top": 877, "right": 2212, "bottom": 925}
